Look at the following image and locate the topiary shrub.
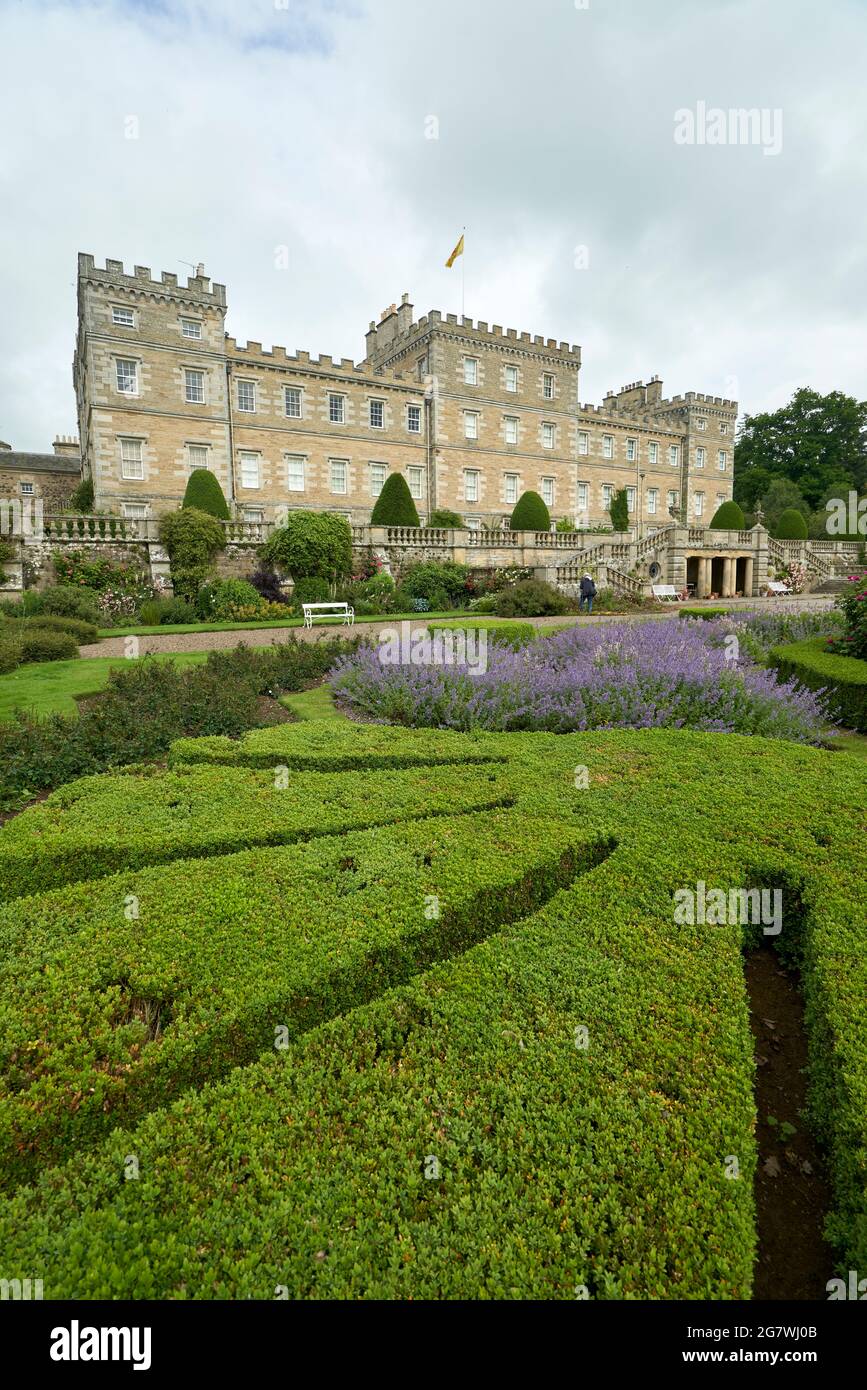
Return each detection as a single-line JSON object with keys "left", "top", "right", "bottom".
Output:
{"left": 709, "top": 500, "right": 746, "bottom": 530}
{"left": 776, "top": 508, "right": 808, "bottom": 540}
{"left": 370, "top": 474, "right": 421, "bottom": 527}
{"left": 510, "top": 491, "right": 551, "bottom": 532}
{"left": 260, "top": 512, "right": 353, "bottom": 586}
{"left": 159, "top": 507, "right": 227, "bottom": 603}
{"left": 495, "top": 578, "right": 571, "bottom": 618}
{"left": 609, "top": 488, "right": 630, "bottom": 533}
{"left": 428, "top": 509, "right": 463, "bottom": 529}
{"left": 182, "top": 468, "right": 230, "bottom": 520}
{"left": 18, "top": 628, "right": 80, "bottom": 663}
{"left": 39, "top": 585, "right": 101, "bottom": 624}
{"left": 0, "top": 636, "right": 22, "bottom": 674}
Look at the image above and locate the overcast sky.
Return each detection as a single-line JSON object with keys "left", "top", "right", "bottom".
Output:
{"left": 1, "top": 0, "right": 866, "bottom": 452}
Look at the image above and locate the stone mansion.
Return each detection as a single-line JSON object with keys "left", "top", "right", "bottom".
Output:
{"left": 74, "top": 253, "right": 737, "bottom": 531}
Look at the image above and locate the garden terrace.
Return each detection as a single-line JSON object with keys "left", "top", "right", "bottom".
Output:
{"left": 0, "top": 722, "right": 865, "bottom": 1299}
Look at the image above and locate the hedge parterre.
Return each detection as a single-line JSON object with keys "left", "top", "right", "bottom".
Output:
{"left": 770, "top": 636, "right": 867, "bottom": 732}
{"left": 0, "top": 721, "right": 865, "bottom": 1299}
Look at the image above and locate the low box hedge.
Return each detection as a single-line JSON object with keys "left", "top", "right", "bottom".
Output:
{"left": 168, "top": 719, "right": 508, "bottom": 771}
{"left": 770, "top": 636, "right": 867, "bottom": 732}
{"left": 427, "top": 620, "right": 537, "bottom": 651}
{"left": 679, "top": 607, "right": 731, "bottom": 621}
{"left": 0, "top": 725, "right": 864, "bottom": 1299}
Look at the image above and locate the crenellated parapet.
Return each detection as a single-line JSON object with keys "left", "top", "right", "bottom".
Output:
{"left": 224, "top": 337, "right": 418, "bottom": 389}
{"left": 77, "top": 253, "right": 227, "bottom": 309}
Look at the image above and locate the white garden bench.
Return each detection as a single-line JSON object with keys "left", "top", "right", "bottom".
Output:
{"left": 651, "top": 584, "right": 679, "bottom": 603}
{"left": 765, "top": 581, "right": 789, "bottom": 597}
{"left": 301, "top": 601, "right": 355, "bottom": 629}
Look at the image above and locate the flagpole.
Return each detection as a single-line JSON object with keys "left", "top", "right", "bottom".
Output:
{"left": 461, "top": 225, "right": 466, "bottom": 319}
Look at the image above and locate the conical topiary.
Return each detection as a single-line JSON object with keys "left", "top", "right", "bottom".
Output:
{"left": 182, "top": 468, "right": 230, "bottom": 520}
{"left": 608, "top": 487, "right": 630, "bottom": 533}
{"left": 510, "top": 490, "right": 551, "bottom": 531}
{"left": 709, "top": 500, "right": 746, "bottom": 530}
{"left": 370, "top": 472, "right": 420, "bottom": 526}
{"left": 775, "top": 507, "right": 808, "bottom": 540}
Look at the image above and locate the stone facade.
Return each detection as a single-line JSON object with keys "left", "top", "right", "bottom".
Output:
{"left": 0, "top": 438, "right": 81, "bottom": 511}
{"left": 74, "top": 254, "right": 737, "bottom": 530}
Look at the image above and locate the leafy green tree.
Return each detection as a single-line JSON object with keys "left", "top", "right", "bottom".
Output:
{"left": 370, "top": 474, "right": 420, "bottom": 527}
{"left": 759, "top": 478, "right": 809, "bottom": 534}
{"left": 709, "top": 500, "right": 746, "bottom": 530}
{"left": 807, "top": 478, "right": 861, "bottom": 538}
{"left": 510, "top": 490, "right": 551, "bottom": 531}
{"left": 182, "top": 468, "right": 230, "bottom": 520}
{"left": 260, "top": 512, "right": 353, "bottom": 585}
{"left": 608, "top": 488, "right": 630, "bottom": 533}
{"left": 68, "top": 476, "right": 94, "bottom": 513}
{"left": 734, "top": 387, "right": 867, "bottom": 509}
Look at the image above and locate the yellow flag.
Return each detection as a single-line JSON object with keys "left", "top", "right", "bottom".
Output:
{"left": 445, "top": 234, "right": 464, "bottom": 269}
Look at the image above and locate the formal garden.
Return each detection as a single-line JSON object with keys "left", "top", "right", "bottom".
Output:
{"left": 0, "top": 482, "right": 865, "bottom": 1299}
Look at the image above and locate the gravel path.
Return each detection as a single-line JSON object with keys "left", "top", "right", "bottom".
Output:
{"left": 78, "top": 596, "right": 835, "bottom": 660}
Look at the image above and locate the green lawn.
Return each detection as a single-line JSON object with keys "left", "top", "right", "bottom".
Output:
{"left": 98, "top": 610, "right": 467, "bottom": 638}
{"left": 0, "top": 652, "right": 209, "bottom": 720}
{"left": 280, "top": 685, "right": 344, "bottom": 720}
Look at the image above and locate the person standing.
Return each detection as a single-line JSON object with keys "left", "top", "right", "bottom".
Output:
{"left": 579, "top": 572, "right": 597, "bottom": 614}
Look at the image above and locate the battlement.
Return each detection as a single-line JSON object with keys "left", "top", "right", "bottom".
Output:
{"left": 601, "top": 375, "right": 737, "bottom": 417}
{"left": 77, "top": 252, "right": 227, "bottom": 308}
{"left": 578, "top": 402, "right": 685, "bottom": 433}
{"left": 225, "top": 336, "right": 420, "bottom": 390}
{"left": 365, "top": 293, "right": 581, "bottom": 365}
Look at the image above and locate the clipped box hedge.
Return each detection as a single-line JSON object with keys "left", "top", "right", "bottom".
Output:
{"left": 0, "top": 724, "right": 865, "bottom": 1300}
{"left": 770, "top": 636, "right": 867, "bottom": 731}
{"left": 168, "top": 719, "right": 508, "bottom": 771}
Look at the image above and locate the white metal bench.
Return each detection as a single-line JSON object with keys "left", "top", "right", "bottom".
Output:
{"left": 301, "top": 601, "right": 355, "bottom": 629}
{"left": 765, "top": 580, "right": 789, "bottom": 597}
{"left": 651, "top": 584, "right": 679, "bottom": 603}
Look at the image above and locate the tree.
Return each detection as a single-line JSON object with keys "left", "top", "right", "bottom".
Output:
{"left": 68, "top": 476, "right": 94, "bottom": 513}
{"left": 759, "top": 478, "right": 809, "bottom": 534}
{"left": 807, "top": 477, "right": 861, "bottom": 538}
{"left": 775, "top": 508, "right": 808, "bottom": 540}
{"left": 734, "top": 387, "right": 867, "bottom": 510}
{"left": 709, "top": 500, "right": 746, "bottom": 530}
{"left": 370, "top": 474, "right": 420, "bottom": 526}
{"left": 182, "top": 468, "right": 230, "bottom": 520}
{"left": 260, "top": 511, "right": 353, "bottom": 585}
{"left": 429, "top": 508, "right": 463, "bottom": 528}
{"left": 510, "top": 490, "right": 551, "bottom": 531}
{"left": 159, "top": 507, "right": 227, "bottom": 602}
{"left": 608, "top": 487, "right": 630, "bottom": 533}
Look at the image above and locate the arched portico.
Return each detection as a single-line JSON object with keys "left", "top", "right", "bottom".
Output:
{"left": 687, "top": 552, "right": 754, "bottom": 599}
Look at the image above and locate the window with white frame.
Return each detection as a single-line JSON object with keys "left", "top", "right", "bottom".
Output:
{"left": 504, "top": 416, "right": 518, "bottom": 444}
{"left": 286, "top": 455, "right": 305, "bottom": 492}
{"left": 116, "top": 358, "right": 138, "bottom": 394}
{"left": 239, "top": 451, "right": 260, "bottom": 488}
{"left": 407, "top": 466, "right": 424, "bottom": 499}
{"left": 504, "top": 364, "right": 518, "bottom": 392}
{"left": 464, "top": 468, "right": 480, "bottom": 503}
{"left": 602, "top": 484, "right": 615, "bottom": 508}
{"left": 369, "top": 399, "right": 384, "bottom": 429}
{"left": 578, "top": 430, "right": 589, "bottom": 455}
{"left": 718, "top": 450, "right": 728, "bottom": 471}
{"left": 328, "top": 393, "right": 346, "bottom": 424}
{"left": 602, "top": 435, "right": 614, "bottom": 459}
{"left": 285, "top": 386, "right": 302, "bottom": 418}
{"left": 407, "top": 404, "right": 421, "bottom": 433}
{"left": 329, "top": 459, "right": 348, "bottom": 494}
{"left": 19, "top": 480, "right": 34, "bottom": 495}
{"left": 187, "top": 444, "right": 209, "bottom": 471}
{"left": 180, "top": 318, "right": 202, "bottom": 340}
{"left": 121, "top": 502, "right": 149, "bottom": 519}
{"left": 716, "top": 493, "right": 727, "bottom": 507}
{"left": 667, "top": 489, "right": 679, "bottom": 509}
{"left": 720, "top": 422, "right": 730, "bottom": 434}
{"left": 463, "top": 357, "right": 479, "bottom": 386}
{"left": 243, "top": 507, "right": 265, "bottom": 523}
{"left": 696, "top": 446, "right": 706, "bottom": 468}
{"left": 694, "top": 491, "right": 705, "bottom": 518}
{"left": 626, "top": 486, "right": 637, "bottom": 512}
{"left": 119, "top": 437, "right": 144, "bottom": 479}
{"left": 185, "top": 368, "right": 204, "bottom": 404}
{"left": 504, "top": 473, "right": 519, "bottom": 505}
{"left": 668, "top": 444, "right": 679, "bottom": 466}
{"left": 541, "top": 422, "right": 555, "bottom": 450}
{"left": 237, "top": 380, "right": 256, "bottom": 413}
{"left": 647, "top": 488, "right": 659, "bottom": 515}
{"left": 577, "top": 481, "right": 589, "bottom": 512}
{"left": 112, "top": 305, "right": 135, "bottom": 327}
{"left": 464, "top": 411, "right": 479, "bottom": 440}
{"left": 541, "top": 477, "right": 555, "bottom": 506}
{"left": 648, "top": 441, "right": 659, "bottom": 465}
{"left": 370, "top": 462, "right": 387, "bottom": 496}
{"left": 697, "top": 417, "right": 707, "bottom": 431}
{"left": 542, "top": 373, "right": 555, "bottom": 400}
{"left": 465, "top": 516, "right": 480, "bottom": 531}
{"left": 626, "top": 438, "right": 637, "bottom": 462}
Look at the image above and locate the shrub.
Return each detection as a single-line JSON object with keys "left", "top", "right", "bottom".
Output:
{"left": 248, "top": 565, "right": 289, "bottom": 605}
{"left": 292, "top": 576, "right": 331, "bottom": 606}
{"left": 556, "top": 517, "right": 577, "bottom": 532}
{"left": 770, "top": 637, "right": 867, "bottom": 731}
{"left": 608, "top": 488, "right": 630, "bottom": 533}
{"left": 260, "top": 512, "right": 353, "bottom": 584}
{"left": 709, "top": 500, "right": 746, "bottom": 530}
{"left": 139, "top": 597, "right": 199, "bottom": 626}
{"left": 829, "top": 575, "right": 867, "bottom": 659}
{"left": 37, "top": 585, "right": 101, "bottom": 623}
{"left": 428, "top": 509, "right": 463, "bottom": 529}
{"left": 776, "top": 508, "right": 808, "bottom": 540}
{"left": 429, "top": 620, "right": 537, "bottom": 651}
{"left": 369, "top": 473, "right": 420, "bottom": 527}
{"left": 199, "top": 578, "right": 264, "bottom": 621}
{"left": 67, "top": 476, "right": 94, "bottom": 512}
{"left": 495, "top": 578, "right": 570, "bottom": 618}
{"left": 52, "top": 549, "right": 148, "bottom": 596}
{"left": 510, "top": 490, "right": 550, "bottom": 532}
{"left": 182, "top": 468, "right": 230, "bottom": 520}
{"left": 679, "top": 607, "right": 731, "bottom": 621}
{"left": 23, "top": 615, "right": 99, "bottom": 643}
{"left": 159, "top": 506, "right": 227, "bottom": 602}
{"left": 17, "top": 628, "right": 80, "bottom": 663}
{"left": 400, "top": 560, "right": 471, "bottom": 609}
{"left": 0, "top": 636, "right": 22, "bottom": 674}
